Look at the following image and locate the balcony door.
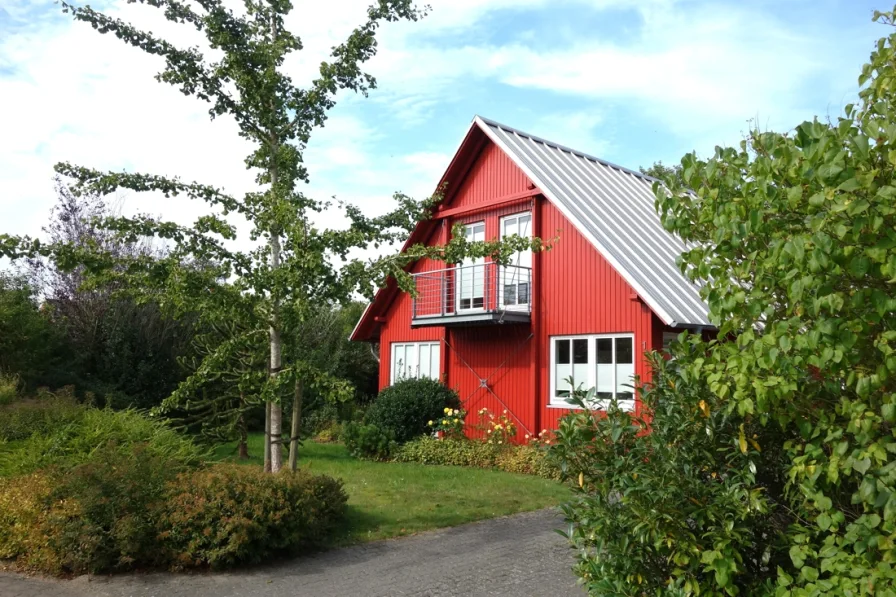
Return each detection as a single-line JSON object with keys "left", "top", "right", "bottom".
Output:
{"left": 499, "top": 212, "right": 532, "bottom": 310}
{"left": 456, "top": 222, "right": 485, "bottom": 312}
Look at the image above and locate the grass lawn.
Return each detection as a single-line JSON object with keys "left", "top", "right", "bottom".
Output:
{"left": 213, "top": 433, "right": 570, "bottom": 545}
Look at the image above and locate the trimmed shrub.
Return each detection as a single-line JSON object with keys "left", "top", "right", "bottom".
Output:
{"left": 158, "top": 464, "right": 347, "bottom": 569}
{"left": 342, "top": 421, "right": 396, "bottom": 460}
{"left": 0, "top": 444, "right": 180, "bottom": 574}
{"left": 395, "top": 437, "right": 559, "bottom": 480}
{"left": 365, "top": 377, "right": 460, "bottom": 443}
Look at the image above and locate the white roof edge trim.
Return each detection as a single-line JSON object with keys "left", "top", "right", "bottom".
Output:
{"left": 474, "top": 116, "right": 678, "bottom": 327}
{"left": 349, "top": 300, "right": 375, "bottom": 341}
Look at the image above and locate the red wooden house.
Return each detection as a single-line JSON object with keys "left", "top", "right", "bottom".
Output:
{"left": 351, "top": 116, "right": 713, "bottom": 440}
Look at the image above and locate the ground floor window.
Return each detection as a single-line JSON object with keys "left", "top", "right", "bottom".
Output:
{"left": 391, "top": 341, "right": 441, "bottom": 384}
{"left": 549, "top": 333, "right": 635, "bottom": 409}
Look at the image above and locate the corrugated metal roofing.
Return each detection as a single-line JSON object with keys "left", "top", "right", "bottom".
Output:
{"left": 476, "top": 115, "right": 711, "bottom": 328}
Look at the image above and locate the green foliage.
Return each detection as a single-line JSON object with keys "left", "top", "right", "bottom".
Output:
{"left": 0, "top": 455, "right": 346, "bottom": 574}
{"left": 366, "top": 377, "right": 461, "bottom": 443}
{"left": 639, "top": 160, "right": 685, "bottom": 188}
{"left": 548, "top": 9, "right": 896, "bottom": 595}
{"left": 0, "top": 372, "right": 18, "bottom": 406}
{"left": 157, "top": 464, "right": 347, "bottom": 569}
{"left": 342, "top": 421, "right": 396, "bottom": 460}
{"left": 0, "top": 274, "right": 68, "bottom": 389}
{"left": 395, "top": 437, "right": 559, "bottom": 480}
{"left": 0, "top": 444, "right": 180, "bottom": 574}
{"left": 0, "top": 397, "right": 207, "bottom": 478}
{"left": 551, "top": 355, "right": 789, "bottom": 595}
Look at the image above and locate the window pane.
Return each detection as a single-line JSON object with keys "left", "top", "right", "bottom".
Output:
{"left": 430, "top": 344, "right": 440, "bottom": 380}
{"left": 556, "top": 339, "right": 570, "bottom": 364}
{"left": 596, "top": 363, "right": 614, "bottom": 394}
{"left": 556, "top": 364, "right": 572, "bottom": 397}
{"left": 573, "top": 339, "right": 588, "bottom": 364}
{"left": 419, "top": 344, "right": 430, "bottom": 378}
{"left": 616, "top": 337, "right": 633, "bottom": 364}
{"left": 616, "top": 362, "right": 634, "bottom": 400}
{"left": 596, "top": 338, "right": 613, "bottom": 364}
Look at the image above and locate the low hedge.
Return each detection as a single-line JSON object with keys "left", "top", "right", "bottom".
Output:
{"left": 394, "top": 437, "right": 559, "bottom": 480}
{"left": 159, "top": 464, "right": 347, "bottom": 569}
{"left": 0, "top": 458, "right": 348, "bottom": 574}
{"left": 342, "top": 421, "right": 396, "bottom": 460}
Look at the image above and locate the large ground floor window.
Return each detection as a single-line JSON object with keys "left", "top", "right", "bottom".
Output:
{"left": 391, "top": 341, "right": 441, "bottom": 384}
{"left": 549, "top": 333, "right": 635, "bottom": 409}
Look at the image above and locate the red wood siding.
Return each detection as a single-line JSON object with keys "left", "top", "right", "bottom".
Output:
{"left": 536, "top": 198, "right": 659, "bottom": 431}
{"left": 447, "top": 143, "right": 530, "bottom": 210}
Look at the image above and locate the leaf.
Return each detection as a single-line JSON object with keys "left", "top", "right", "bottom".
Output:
{"left": 738, "top": 425, "right": 748, "bottom": 454}
{"left": 698, "top": 400, "right": 710, "bottom": 417}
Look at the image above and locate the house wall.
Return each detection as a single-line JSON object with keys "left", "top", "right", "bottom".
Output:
{"left": 377, "top": 138, "right": 666, "bottom": 441}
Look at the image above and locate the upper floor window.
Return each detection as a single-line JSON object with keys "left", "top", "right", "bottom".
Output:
{"left": 549, "top": 334, "right": 635, "bottom": 410}
{"left": 391, "top": 341, "right": 441, "bottom": 384}
{"left": 500, "top": 212, "right": 532, "bottom": 308}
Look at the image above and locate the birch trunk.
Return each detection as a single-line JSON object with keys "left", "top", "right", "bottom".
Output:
{"left": 288, "top": 378, "right": 303, "bottom": 471}
{"left": 269, "top": 230, "right": 283, "bottom": 473}
{"left": 263, "top": 400, "right": 272, "bottom": 472}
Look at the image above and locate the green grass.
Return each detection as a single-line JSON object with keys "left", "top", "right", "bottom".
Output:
{"left": 213, "top": 433, "right": 571, "bottom": 545}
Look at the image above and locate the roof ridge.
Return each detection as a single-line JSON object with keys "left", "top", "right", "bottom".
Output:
{"left": 473, "top": 115, "right": 661, "bottom": 185}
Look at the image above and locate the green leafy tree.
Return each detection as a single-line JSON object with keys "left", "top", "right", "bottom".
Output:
{"left": 553, "top": 7, "right": 896, "bottom": 596}
{"left": 0, "top": 0, "right": 546, "bottom": 473}
{"left": 0, "top": 273, "right": 67, "bottom": 388}
{"left": 654, "top": 8, "right": 896, "bottom": 595}
{"left": 639, "top": 161, "right": 684, "bottom": 188}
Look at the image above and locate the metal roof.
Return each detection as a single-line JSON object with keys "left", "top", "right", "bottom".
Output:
{"left": 476, "top": 115, "right": 712, "bottom": 328}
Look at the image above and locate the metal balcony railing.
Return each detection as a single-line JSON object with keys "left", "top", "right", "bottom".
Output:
{"left": 411, "top": 263, "right": 532, "bottom": 324}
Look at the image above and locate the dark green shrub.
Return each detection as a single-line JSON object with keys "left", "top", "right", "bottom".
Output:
{"left": 158, "top": 464, "right": 347, "bottom": 568}
{"left": 365, "top": 377, "right": 460, "bottom": 443}
{"left": 395, "top": 437, "right": 559, "bottom": 480}
{"left": 551, "top": 353, "right": 791, "bottom": 595}
{"left": 342, "top": 421, "right": 396, "bottom": 460}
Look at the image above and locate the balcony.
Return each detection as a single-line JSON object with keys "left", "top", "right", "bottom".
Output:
{"left": 411, "top": 262, "right": 532, "bottom": 327}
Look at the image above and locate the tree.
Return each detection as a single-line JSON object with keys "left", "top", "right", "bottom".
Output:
{"left": 1, "top": 0, "right": 546, "bottom": 473}
{"left": 553, "top": 8, "right": 896, "bottom": 595}
{"left": 25, "top": 178, "right": 192, "bottom": 408}
{"left": 0, "top": 273, "right": 67, "bottom": 388}
{"left": 639, "top": 161, "right": 684, "bottom": 188}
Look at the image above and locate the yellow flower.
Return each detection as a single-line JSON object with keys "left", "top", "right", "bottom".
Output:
{"left": 487, "top": 429, "right": 492, "bottom": 434}
{"left": 453, "top": 409, "right": 459, "bottom": 415}
{"left": 428, "top": 420, "right": 433, "bottom": 426}
{"left": 453, "top": 418, "right": 459, "bottom": 423}
{"left": 498, "top": 441, "right": 503, "bottom": 445}
{"left": 444, "top": 407, "right": 451, "bottom": 414}
{"left": 442, "top": 419, "right": 448, "bottom": 425}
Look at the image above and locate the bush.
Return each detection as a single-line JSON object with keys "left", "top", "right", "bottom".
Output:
{"left": 0, "top": 444, "right": 180, "bottom": 574}
{"left": 395, "top": 436, "right": 559, "bottom": 480}
{"left": 0, "top": 395, "right": 84, "bottom": 443}
{"left": 1, "top": 458, "right": 347, "bottom": 574}
{"left": 550, "top": 355, "right": 789, "bottom": 594}
{"left": 365, "top": 377, "right": 460, "bottom": 443}
{"left": 0, "top": 372, "right": 18, "bottom": 406}
{"left": 342, "top": 421, "right": 396, "bottom": 460}
{"left": 313, "top": 421, "right": 342, "bottom": 443}
{"left": 0, "top": 399, "right": 207, "bottom": 477}
{"left": 157, "top": 464, "right": 347, "bottom": 569}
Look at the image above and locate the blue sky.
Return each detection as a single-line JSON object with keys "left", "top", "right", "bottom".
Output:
{"left": 0, "top": 0, "right": 886, "bottom": 249}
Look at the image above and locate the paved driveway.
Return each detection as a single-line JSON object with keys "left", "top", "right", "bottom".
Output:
{"left": 1, "top": 508, "right": 584, "bottom": 597}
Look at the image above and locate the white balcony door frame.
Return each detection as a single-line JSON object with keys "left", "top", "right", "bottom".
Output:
{"left": 456, "top": 222, "right": 485, "bottom": 313}
{"left": 498, "top": 212, "right": 532, "bottom": 311}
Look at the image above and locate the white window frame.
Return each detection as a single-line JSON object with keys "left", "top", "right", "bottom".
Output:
{"left": 499, "top": 212, "right": 532, "bottom": 311}
{"left": 390, "top": 341, "right": 441, "bottom": 384}
{"left": 548, "top": 333, "right": 636, "bottom": 411}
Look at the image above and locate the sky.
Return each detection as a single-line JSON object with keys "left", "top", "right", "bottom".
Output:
{"left": 0, "top": 0, "right": 886, "bottom": 258}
